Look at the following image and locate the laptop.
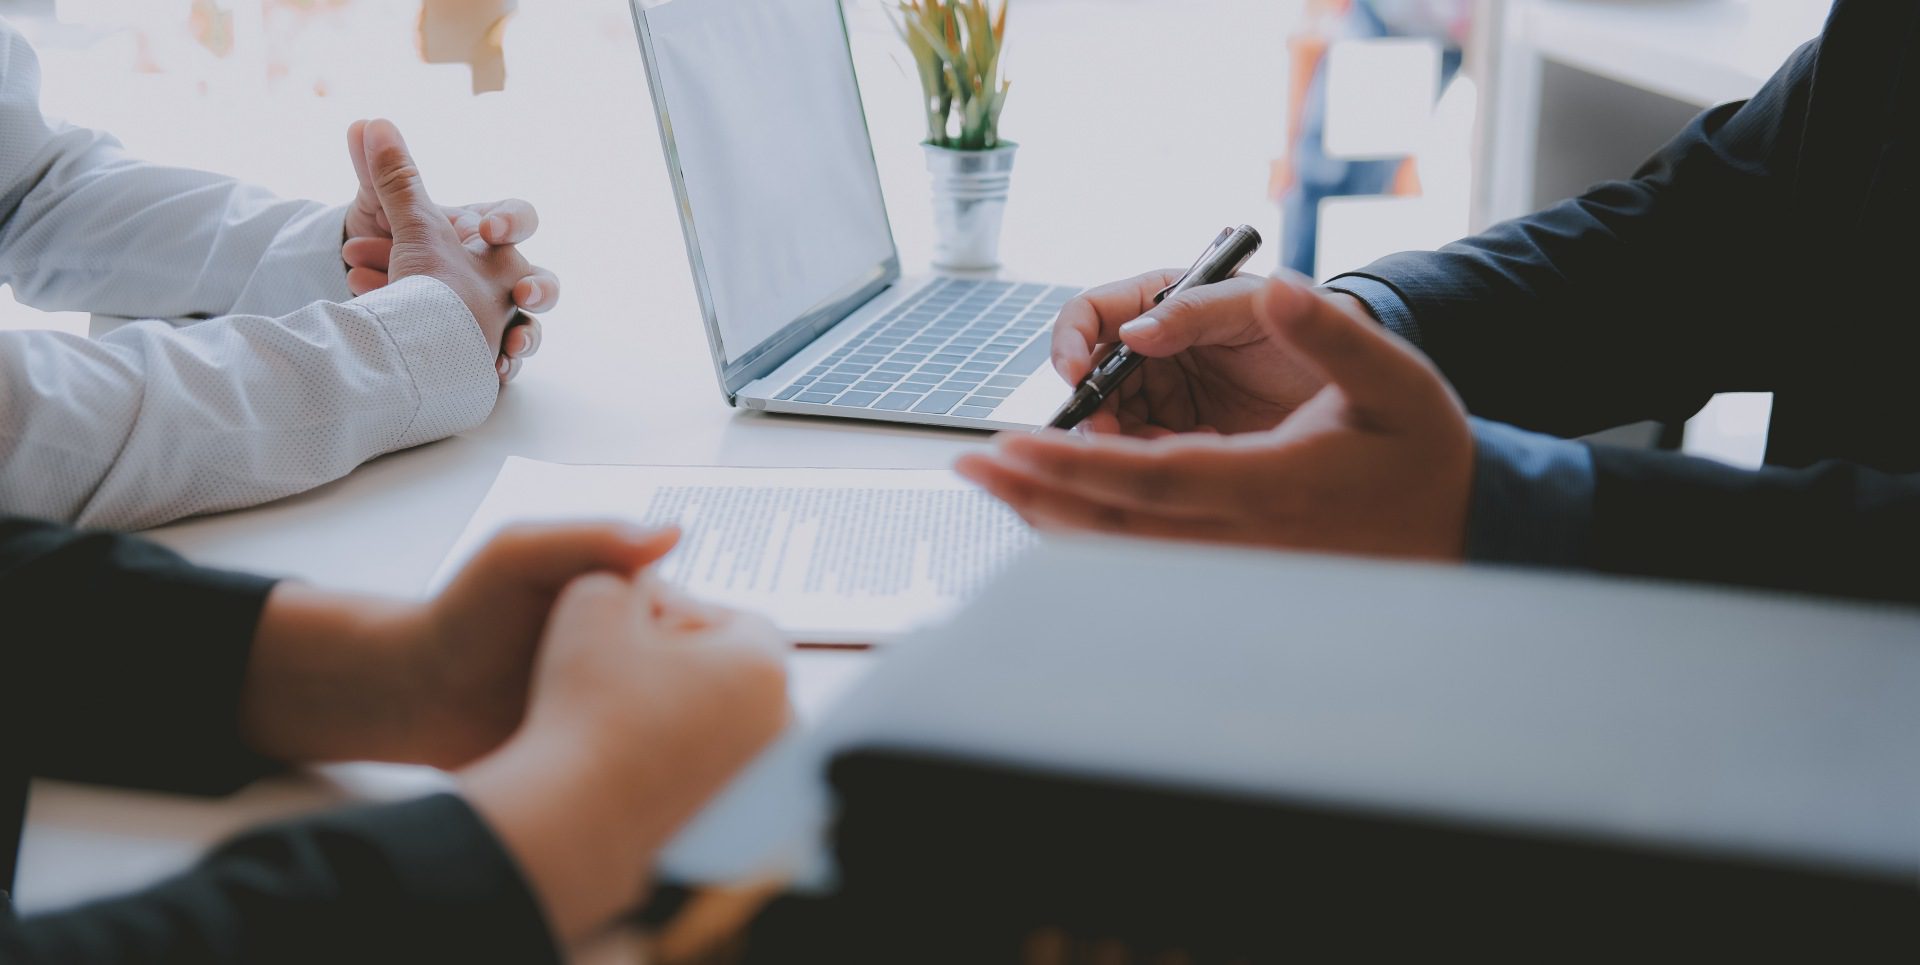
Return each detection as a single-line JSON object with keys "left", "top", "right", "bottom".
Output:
{"left": 629, "top": 0, "right": 1080, "bottom": 430}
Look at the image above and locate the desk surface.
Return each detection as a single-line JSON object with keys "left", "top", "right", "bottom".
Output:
{"left": 17, "top": 0, "right": 1294, "bottom": 920}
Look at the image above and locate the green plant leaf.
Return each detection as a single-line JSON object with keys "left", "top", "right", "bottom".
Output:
{"left": 894, "top": 0, "right": 1010, "bottom": 149}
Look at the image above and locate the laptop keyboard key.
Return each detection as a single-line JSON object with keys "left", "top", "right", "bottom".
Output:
{"left": 912, "top": 390, "right": 967, "bottom": 415}
{"left": 745, "top": 286, "right": 1075, "bottom": 414}
{"left": 998, "top": 336, "right": 1050, "bottom": 375}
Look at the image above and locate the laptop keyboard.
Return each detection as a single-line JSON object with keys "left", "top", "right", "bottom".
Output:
{"left": 773, "top": 278, "right": 1080, "bottom": 420}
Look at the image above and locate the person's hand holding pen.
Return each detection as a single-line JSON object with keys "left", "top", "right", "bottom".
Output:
{"left": 959, "top": 267, "right": 1476, "bottom": 561}
{"left": 1045, "top": 267, "right": 1332, "bottom": 436}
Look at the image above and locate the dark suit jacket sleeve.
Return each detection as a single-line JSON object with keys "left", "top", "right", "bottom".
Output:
{"left": 1328, "top": 41, "right": 1817, "bottom": 438}
{"left": 1, "top": 516, "right": 280, "bottom": 795}
{"left": 1325, "top": 20, "right": 1920, "bottom": 604}
{"left": 1583, "top": 448, "right": 1920, "bottom": 604}
{"left": 2, "top": 793, "right": 559, "bottom": 965}
{"left": 0, "top": 518, "right": 561, "bottom": 964}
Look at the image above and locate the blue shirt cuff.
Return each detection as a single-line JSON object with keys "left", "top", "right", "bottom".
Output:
{"left": 1320, "top": 273, "right": 1424, "bottom": 347}
{"left": 1466, "top": 418, "right": 1596, "bottom": 567}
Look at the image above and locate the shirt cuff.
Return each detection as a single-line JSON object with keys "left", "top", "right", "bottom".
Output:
{"left": 228, "top": 202, "right": 355, "bottom": 317}
{"left": 351, "top": 275, "right": 500, "bottom": 451}
{"left": 1466, "top": 418, "right": 1596, "bottom": 567}
{"left": 1321, "top": 273, "right": 1424, "bottom": 347}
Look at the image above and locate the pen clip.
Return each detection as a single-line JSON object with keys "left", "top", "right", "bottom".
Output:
{"left": 1154, "top": 227, "right": 1234, "bottom": 304}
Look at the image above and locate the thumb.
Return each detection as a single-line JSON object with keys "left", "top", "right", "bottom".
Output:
{"left": 1254, "top": 275, "right": 1449, "bottom": 427}
{"left": 344, "top": 119, "right": 387, "bottom": 234}
{"left": 360, "top": 118, "right": 439, "bottom": 241}
{"left": 469, "top": 522, "right": 682, "bottom": 595}
{"left": 1115, "top": 274, "right": 1269, "bottom": 356}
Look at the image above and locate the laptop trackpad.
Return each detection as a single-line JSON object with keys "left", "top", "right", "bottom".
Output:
{"left": 994, "top": 369, "right": 1074, "bottom": 428}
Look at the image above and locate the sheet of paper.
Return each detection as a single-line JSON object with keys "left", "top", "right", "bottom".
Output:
{"left": 435, "top": 458, "right": 1036, "bottom": 643}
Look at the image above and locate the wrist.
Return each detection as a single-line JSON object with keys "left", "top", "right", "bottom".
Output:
{"left": 241, "top": 583, "right": 432, "bottom": 763}
{"left": 1320, "top": 290, "right": 1378, "bottom": 325}
{"left": 460, "top": 728, "right": 681, "bottom": 941}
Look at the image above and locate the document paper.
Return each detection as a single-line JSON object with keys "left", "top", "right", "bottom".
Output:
{"left": 435, "top": 458, "right": 1036, "bottom": 643}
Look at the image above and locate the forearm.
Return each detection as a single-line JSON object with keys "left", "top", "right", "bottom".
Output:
{"left": 0, "top": 23, "right": 351, "bottom": 318}
{"left": 0, "top": 154, "right": 353, "bottom": 321}
{"left": 1450, "top": 420, "right": 1920, "bottom": 604}
{"left": 0, "top": 518, "right": 278, "bottom": 794}
{"left": 1586, "top": 448, "right": 1920, "bottom": 604}
{"left": 0, "top": 276, "right": 497, "bottom": 530}
{"left": 1464, "top": 419, "right": 1595, "bottom": 568}
{"left": 1315, "top": 291, "right": 1601, "bottom": 569}
{"left": 0, "top": 794, "right": 560, "bottom": 965}
{"left": 1326, "top": 209, "right": 1724, "bottom": 436}
{"left": 461, "top": 734, "right": 685, "bottom": 941}
{"left": 238, "top": 583, "right": 431, "bottom": 766}
{"left": 1321, "top": 43, "right": 1814, "bottom": 437}
{"left": 0, "top": 516, "right": 469, "bottom": 779}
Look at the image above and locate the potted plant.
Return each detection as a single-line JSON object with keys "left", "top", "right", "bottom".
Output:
{"left": 893, "top": 0, "right": 1015, "bottom": 270}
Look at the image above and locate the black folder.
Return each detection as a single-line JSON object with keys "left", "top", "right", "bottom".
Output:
{"left": 727, "top": 748, "right": 1917, "bottom": 962}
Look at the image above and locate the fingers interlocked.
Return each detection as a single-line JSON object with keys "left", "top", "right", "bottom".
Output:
{"left": 341, "top": 118, "right": 560, "bottom": 384}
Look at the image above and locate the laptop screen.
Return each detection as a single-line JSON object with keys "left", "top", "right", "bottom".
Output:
{"left": 639, "top": 0, "right": 897, "bottom": 378}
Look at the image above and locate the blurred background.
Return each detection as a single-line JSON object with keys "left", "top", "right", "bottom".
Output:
{"left": 0, "top": 0, "right": 1835, "bottom": 465}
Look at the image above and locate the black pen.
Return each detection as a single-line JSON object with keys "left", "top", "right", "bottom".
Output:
{"left": 1047, "top": 224, "right": 1264, "bottom": 430}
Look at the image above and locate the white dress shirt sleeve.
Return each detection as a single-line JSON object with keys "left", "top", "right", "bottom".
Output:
{"left": 0, "top": 20, "right": 502, "bottom": 530}
{"left": 0, "top": 277, "right": 499, "bottom": 530}
{"left": 0, "top": 21, "right": 355, "bottom": 319}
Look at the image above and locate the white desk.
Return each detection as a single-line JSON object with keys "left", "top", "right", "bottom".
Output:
{"left": 15, "top": 0, "right": 1294, "bottom": 929}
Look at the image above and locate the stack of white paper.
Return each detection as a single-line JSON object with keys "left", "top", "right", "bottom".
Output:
{"left": 435, "top": 458, "right": 1036, "bottom": 644}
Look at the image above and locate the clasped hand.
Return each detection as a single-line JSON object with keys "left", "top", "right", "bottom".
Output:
{"left": 342, "top": 119, "right": 561, "bottom": 385}
{"left": 959, "top": 271, "right": 1477, "bottom": 561}
{"left": 238, "top": 523, "right": 790, "bottom": 940}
